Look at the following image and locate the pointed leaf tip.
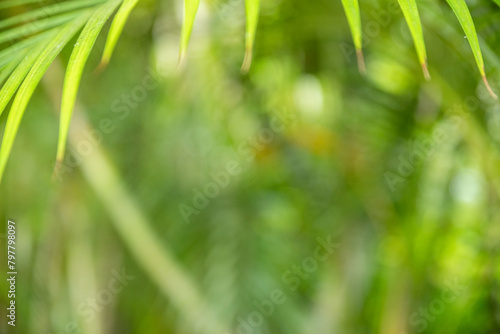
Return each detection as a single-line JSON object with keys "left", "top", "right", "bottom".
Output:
{"left": 101, "top": 0, "right": 141, "bottom": 68}
{"left": 398, "top": 0, "right": 428, "bottom": 80}
{"left": 446, "top": 0, "right": 491, "bottom": 89}
{"left": 241, "top": 47, "right": 253, "bottom": 73}
{"left": 421, "top": 61, "right": 431, "bottom": 80}
{"left": 94, "top": 60, "right": 109, "bottom": 75}
{"left": 57, "top": 0, "right": 122, "bottom": 162}
{"left": 483, "top": 75, "right": 498, "bottom": 99}
{"left": 341, "top": 0, "right": 363, "bottom": 69}
{"left": 242, "top": 0, "right": 260, "bottom": 73}
{"left": 51, "top": 160, "right": 63, "bottom": 182}
{"left": 179, "top": 0, "right": 201, "bottom": 65}
{"left": 356, "top": 49, "right": 366, "bottom": 75}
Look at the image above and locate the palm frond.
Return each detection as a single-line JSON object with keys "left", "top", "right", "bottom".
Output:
{"left": 0, "top": 1, "right": 126, "bottom": 182}
{"left": 446, "top": 0, "right": 497, "bottom": 98}
{"left": 0, "top": 42, "right": 46, "bottom": 118}
{"left": 341, "top": 0, "right": 364, "bottom": 73}
{"left": 0, "top": 52, "right": 24, "bottom": 86}
{"left": 0, "top": 0, "right": 105, "bottom": 30}
{"left": 339, "top": 0, "right": 496, "bottom": 97}
{"left": 0, "top": 14, "right": 92, "bottom": 182}
{"left": 0, "top": 29, "right": 55, "bottom": 68}
{"left": 99, "top": 0, "right": 141, "bottom": 69}
{"left": 0, "top": 0, "right": 498, "bottom": 184}
{"left": 57, "top": 0, "right": 123, "bottom": 163}
{"left": 398, "top": 0, "right": 429, "bottom": 79}
{"left": 241, "top": 0, "right": 260, "bottom": 73}
{"left": 179, "top": 0, "right": 201, "bottom": 65}
{"left": 0, "top": 11, "right": 83, "bottom": 45}
{"left": 0, "top": 0, "right": 45, "bottom": 10}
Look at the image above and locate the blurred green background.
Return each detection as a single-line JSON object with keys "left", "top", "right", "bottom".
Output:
{"left": 1, "top": 0, "right": 500, "bottom": 333}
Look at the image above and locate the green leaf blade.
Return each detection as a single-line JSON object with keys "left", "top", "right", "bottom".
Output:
{"left": 0, "top": 43, "right": 47, "bottom": 119}
{"left": 398, "top": 0, "right": 430, "bottom": 79}
{"left": 0, "top": 11, "right": 83, "bottom": 45}
{"left": 0, "top": 54, "right": 25, "bottom": 86}
{"left": 0, "top": 14, "right": 91, "bottom": 183}
{"left": 241, "top": 0, "right": 260, "bottom": 73}
{"left": 0, "top": 0, "right": 105, "bottom": 30}
{"left": 0, "top": 29, "right": 55, "bottom": 69}
{"left": 57, "top": 0, "right": 123, "bottom": 163}
{"left": 179, "top": 0, "right": 201, "bottom": 65}
{"left": 99, "top": 0, "right": 141, "bottom": 69}
{"left": 340, "top": 0, "right": 364, "bottom": 73}
{"left": 0, "top": 0, "right": 42, "bottom": 10}
{"left": 446, "top": 0, "right": 496, "bottom": 98}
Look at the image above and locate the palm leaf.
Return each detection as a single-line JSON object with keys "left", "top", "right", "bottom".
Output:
{"left": 241, "top": 0, "right": 260, "bottom": 73}
{"left": 446, "top": 0, "right": 497, "bottom": 98}
{"left": 0, "top": 43, "right": 48, "bottom": 118}
{"left": 0, "top": 0, "right": 106, "bottom": 30}
{"left": 0, "top": 53, "right": 24, "bottom": 86}
{"left": 179, "top": 0, "right": 201, "bottom": 65}
{"left": 0, "top": 14, "right": 92, "bottom": 182}
{"left": 0, "top": 0, "right": 497, "bottom": 186}
{"left": 99, "top": 0, "right": 141, "bottom": 69}
{"left": 0, "top": 29, "right": 55, "bottom": 69}
{"left": 0, "top": 0, "right": 42, "bottom": 10}
{"left": 398, "top": 0, "right": 430, "bottom": 79}
{"left": 0, "top": 11, "right": 83, "bottom": 45}
{"left": 340, "top": 0, "right": 364, "bottom": 73}
{"left": 56, "top": 0, "right": 123, "bottom": 163}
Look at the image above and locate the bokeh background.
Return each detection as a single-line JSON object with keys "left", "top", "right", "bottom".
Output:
{"left": 1, "top": 0, "right": 500, "bottom": 333}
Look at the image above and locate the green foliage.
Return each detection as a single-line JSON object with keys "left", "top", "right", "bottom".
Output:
{"left": 0, "top": 0, "right": 52, "bottom": 10}
{"left": 100, "top": 0, "right": 141, "bottom": 67}
{"left": 179, "top": 0, "right": 201, "bottom": 64}
{"left": 398, "top": 0, "right": 429, "bottom": 79}
{"left": 446, "top": 0, "right": 497, "bottom": 97}
{"left": 341, "top": 0, "right": 364, "bottom": 73}
{"left": 338, "top": 0, "right": 496, "bottom": 96}
{"left": 0, "top": 0, "right": 121, "bottom": 182}
{"left": 1, "top": 0, "right": 500, "bottom": 333}
{"left": 242, "top": 0, "right": 260, "bottom": 72}
{"left": 0, "top": 0, "right": 497, "bottom": 182}
{"left": 0, "top": 0, "right": 105, "bottom": 30}
{"left": 57, "top": 0, "right": 122, "bottom": 162}
{"left": 0, "top": 16, "right": 91, "bottom": 182}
